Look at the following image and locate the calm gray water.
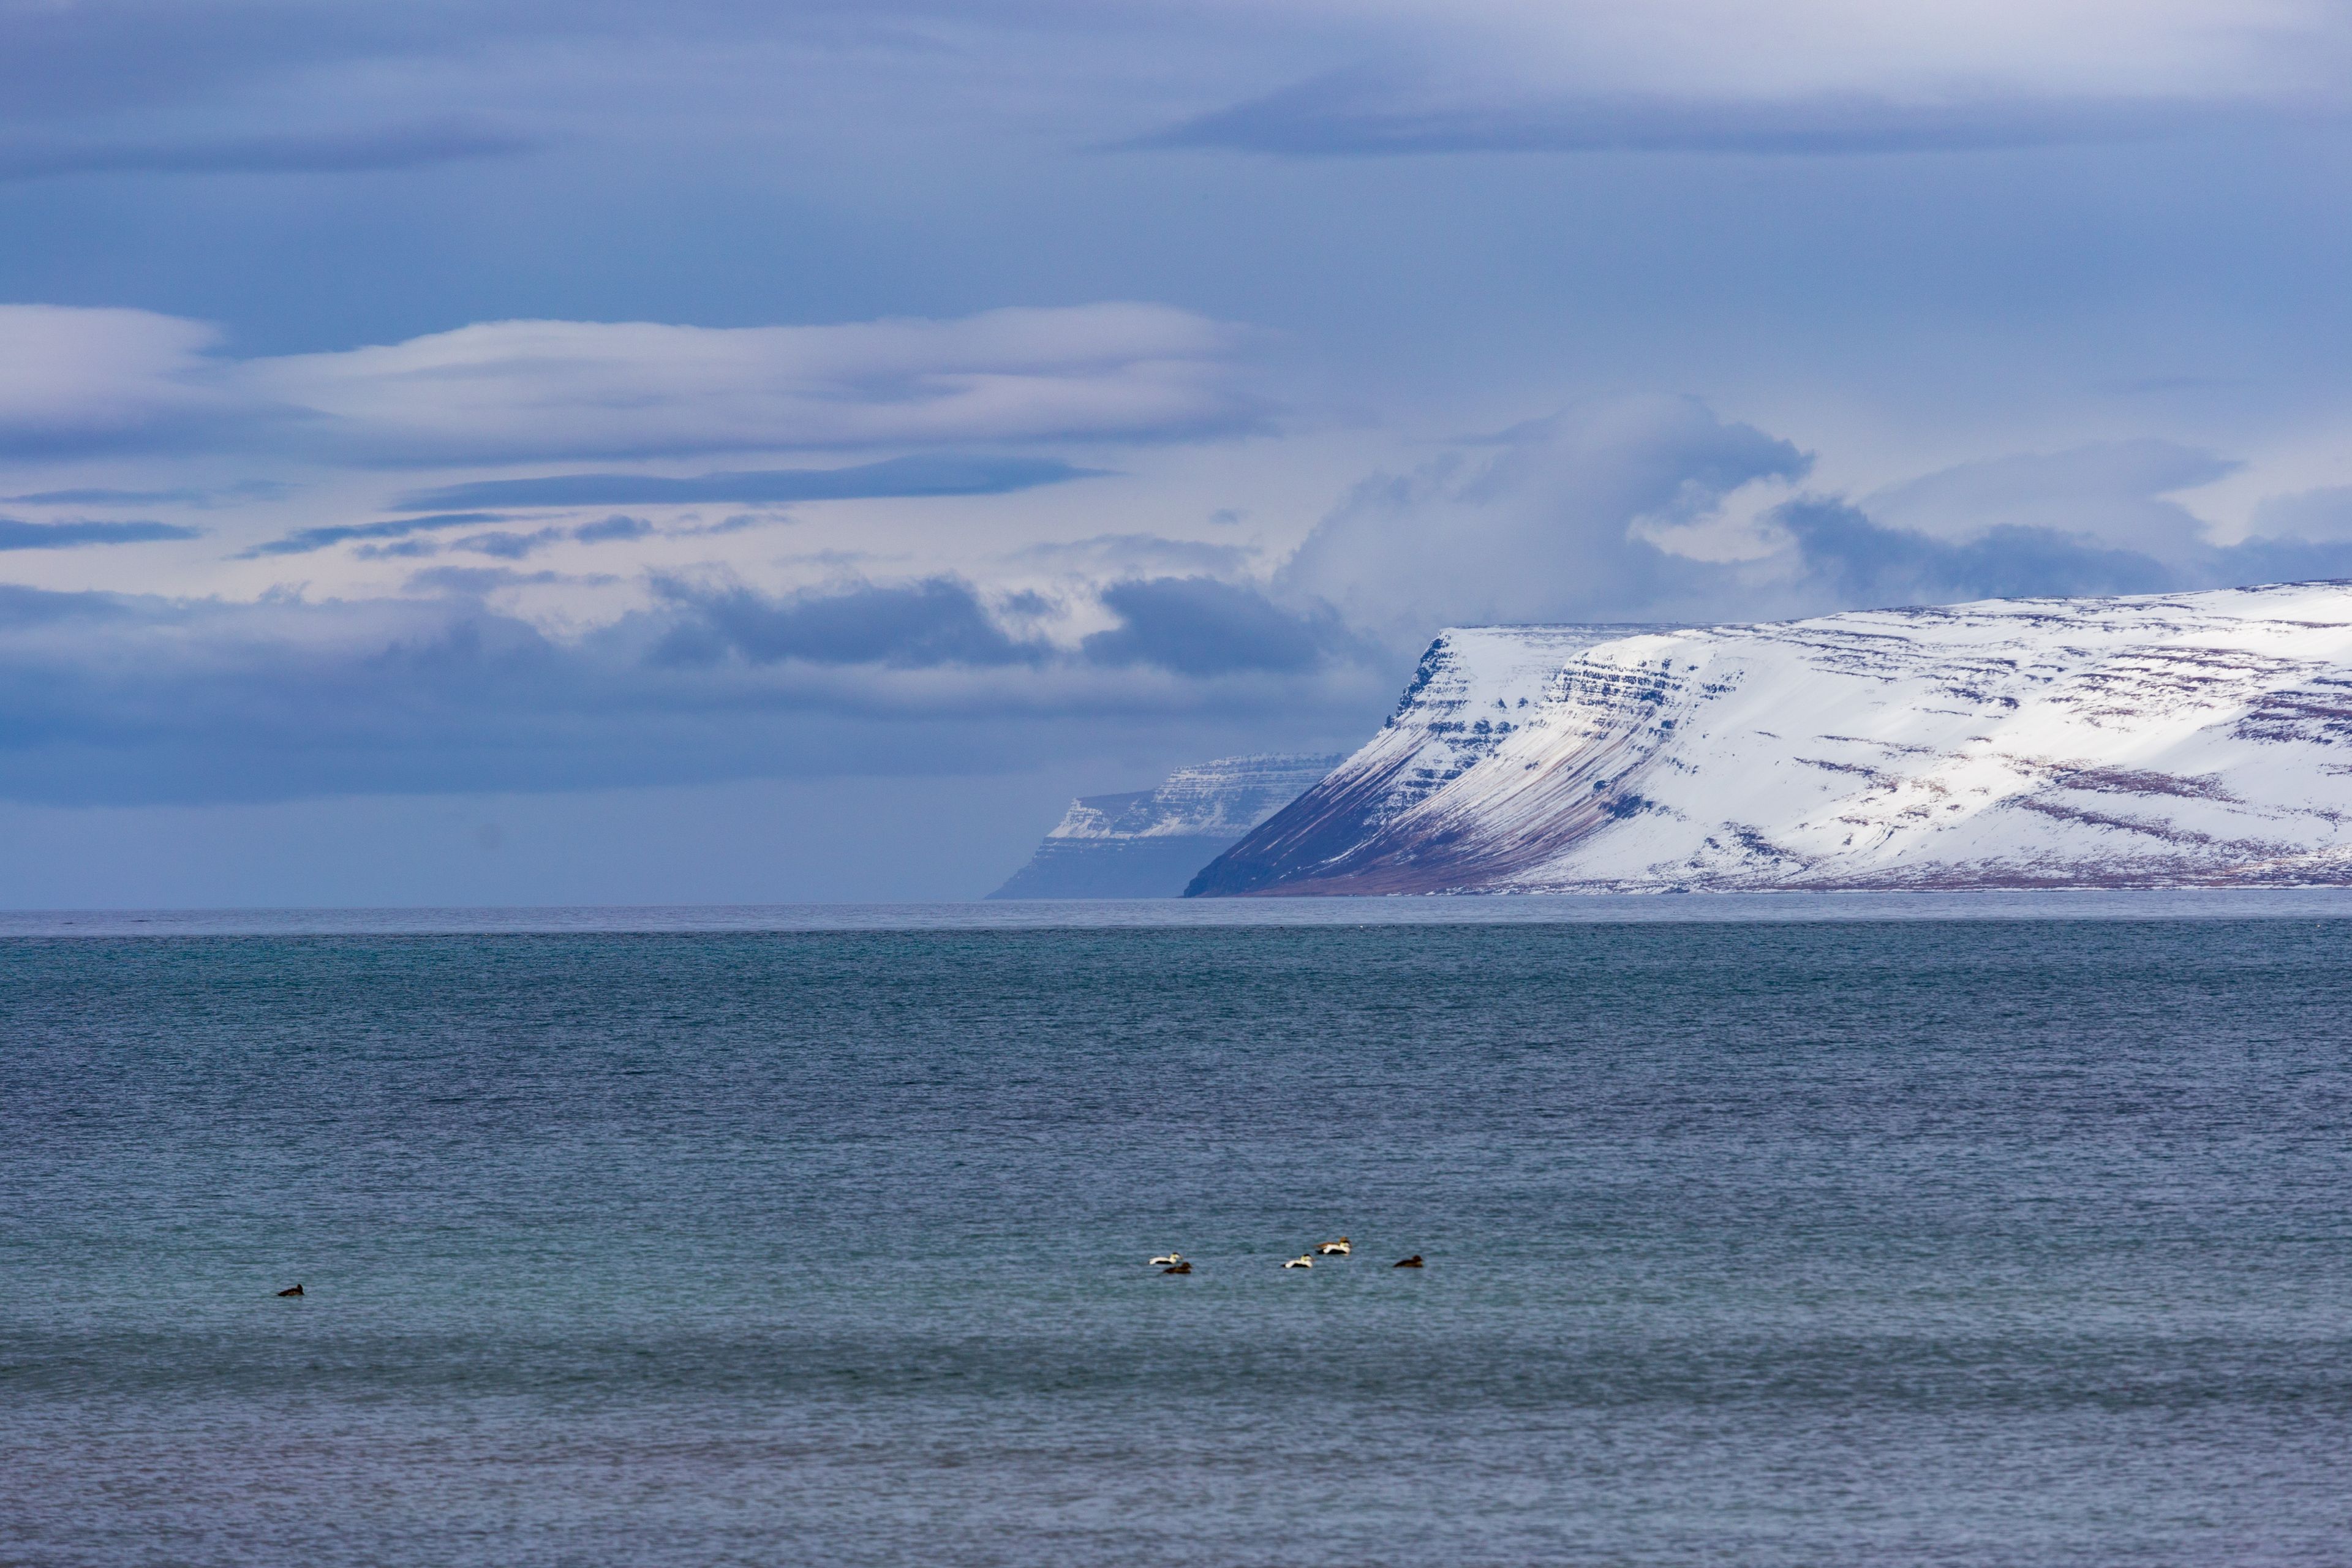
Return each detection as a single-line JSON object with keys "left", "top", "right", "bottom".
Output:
{"left": 6, "top": 902, "right": 2351, "bottom": 1565}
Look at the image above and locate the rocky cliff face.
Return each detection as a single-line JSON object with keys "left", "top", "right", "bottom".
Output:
{"left": 989, "top": 753, "right": 1342, "bottom": 899}
{"left": 1188, "top": 584, "right": 2352, "bottom": 895}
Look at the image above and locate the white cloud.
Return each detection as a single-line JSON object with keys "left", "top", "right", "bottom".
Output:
{"left": 0, "top": 306, "right": 230, "bottom": 451}
{"left": 1144, "top": 0, "right": 2350, "bottom": 157}
{"left": 0, "top": 301, "right": 1261, "bottom": 465}
{"left": 1276, "top": 396, "right": 1810, "bottom": 641}
{"left": 1257, "top": 0, "right": 2340, "bottom": 100}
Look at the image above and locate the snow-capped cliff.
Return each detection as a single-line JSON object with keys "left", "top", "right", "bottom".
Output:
{"left": 1188, "top": 583, "right": 2352, "bottom": 895}
{"left": 989, "top": 753, "right": 1341, "bottom": 899}
{"left": 1182, "top": 626, "right": 1663, "bottom": 895}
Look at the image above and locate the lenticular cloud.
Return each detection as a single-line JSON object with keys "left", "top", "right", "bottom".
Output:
{"left": 0, "top": 302, "right": 1262, "bottom": 465}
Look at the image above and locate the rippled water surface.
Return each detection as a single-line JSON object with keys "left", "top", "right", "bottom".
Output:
{"left": 6, "top": 908, "right": 2351, "bottom": 1565}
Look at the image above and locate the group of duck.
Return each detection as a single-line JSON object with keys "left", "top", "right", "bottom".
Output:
{"left": 1147, "top": 1237, "right": 1425, "bottom": 1275}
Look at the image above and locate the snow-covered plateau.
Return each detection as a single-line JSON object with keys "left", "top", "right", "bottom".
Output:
{"left": 989, "top": 753, "right": 1343, "bottom": 899}
{"left": 1187, "top": 582, "right": 2352, "bottom": 895}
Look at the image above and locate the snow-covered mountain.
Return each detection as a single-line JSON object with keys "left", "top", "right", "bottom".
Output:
{"left": 1188, "top": 583, "right": 2352, "bottom": 895}
{"left": 989, "top": 753, "right": 1342, "bottom": 899}
{"left": 1182, "top": 625, "right": 1663, "bottom": 895}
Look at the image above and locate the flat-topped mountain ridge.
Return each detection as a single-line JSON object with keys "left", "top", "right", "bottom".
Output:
{"left": 989, "top": 752, "right": 1343, "bottom": 899}
{"left": 1188, "top": 582, "right": 2352, "bottom": 895}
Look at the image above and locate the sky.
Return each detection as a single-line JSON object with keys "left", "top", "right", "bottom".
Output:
{"left": 5, "top": 0, "right": 2352, "bottom": 905}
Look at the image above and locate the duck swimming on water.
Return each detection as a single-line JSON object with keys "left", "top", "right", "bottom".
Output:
{"left": 1160, "top": 1260, "right": 1192, "bottom": 1275}
{"left": 1392, "top": 1255, "right": 1424, "bottom": 1268}
{"left": 1283, "top": 1254, "right": 1314, "bottom": 1269}
{"left": 276, "top": 1284, "right": 304, "bottom": 1297}
{"left": 1316, "top": 1237, "right": 1351, "bottom": 1256}
{"left": 1149, "top": 1252, "right": 1183, "bottom": 1267}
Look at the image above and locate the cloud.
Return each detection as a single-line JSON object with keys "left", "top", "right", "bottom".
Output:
{"left": 0, "top": 574, "right": 1392, "bottom": 808}
{"left": 691, "top": 514, "right": 772, "bottom": 537}
{"left": 1008, "top": 532, "right": 1255, "bottom": 576}
{"left": 0, "top": 303, "right": 1259, "bottom": 466}
{"left": 1142, "top": 77, "right": 2258, "bottom": 157}
{"left": 238, "top": 512, "right": 510, "bottom": 558}
{"left": 0, "top": 306, "right": 232, "bottom": 456}
{"left": 0, "top": 584, "right": 653, "bottom": 804}
{"left": 1774, "top": 499, "right": 2179, "bottom": 604}
{"left": 1280, "top": 395, "right": 1810, "bottom": 640}
{"left": 0, "top": 119, "right": 533, "bottom": 182}
{"left": 235, "top": 304, "right": 1259, "bottom": 464}
{"left": 2247, "top": 484, "right": 2352, "bottom": 543}
{"left": 0, "top": 0, "right": 469, "bottom": 120}
{"left": 1861, "top": 440, "right": 2239, "bottom": 557}
{"left": 404, "top": 566, "right": 612, "bottom": 596}
{"left": 2204, "top": 536, "right": 2352, "bottom": 585}
{"left": 1275, "top": 399, "right": 2352, "bottom": 636}
{"left": 1775, "top": 496, "right": 2352, "bottom": 609}
{"left": 453, "top": 529, "right": 564, "bottom": 560}
{"left": 571, "top": 513, "right": 654, "bottom": 543}
{"left": 448, "top": 516, "right": 670, "bottom": 557}
{"left": 2, "top": 480, "right": 294, "bottom": 507}
{"left": 1081, "top": 576, "right": 1359, "bottom": 674}
{"left": 4, "top": 486, "right": 209, "bottom": 505}
{"left": 0, "top": 516, "right": 201, "bottom": 550}
{"left": 394, "top": 454, "right": 1101, "bottom": 511}
{"left": 4, "top": 0, "right": 2323, "bottom": 130}
{"left": 0, "top": 0, "right": 971, "bottom": 124}
{"left": 652, "top": 576, "right": 1053, "bottom": 669}
{"left": 235, "top": 459, "right": 1100, "bottom": 564}
{"left": 251, "top": 510, "right": 669, "bottom": 559}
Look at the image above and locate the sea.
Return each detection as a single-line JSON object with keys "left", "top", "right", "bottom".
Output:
{"left": 6, "top": 891, "right": 2351, "bottom": 1566}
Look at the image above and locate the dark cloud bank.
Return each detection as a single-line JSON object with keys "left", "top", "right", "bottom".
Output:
{"left": 1081, "top": 576, "right": 1363, "bottom": 676}
{"left": 0, "top": 571, "right": 1375, "bottom": 805}
{"left": 1776, "top": 499, "right": 2352, "bottom": 605}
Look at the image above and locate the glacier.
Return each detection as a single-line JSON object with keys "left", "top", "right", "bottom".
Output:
{"left": 1187, "top": 582, "right": 2352, "bottom": 896}
{"left": 988, "top": 753, "right": 1342, "bottom": 899}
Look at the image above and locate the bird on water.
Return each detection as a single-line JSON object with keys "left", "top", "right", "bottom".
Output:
{"left": 1316, "top": 1237, "right": 1351, "bottom": 1256}
{"left": 1392, "top": 1255, "right": 1424, "bottom": 1268}
{"left": 1283, "top": 1254, "right": 1313, "bottom": 1269}
{"left": 1149, "top": 1252, "right": 1183, "bottom": 1267}
{"left": 276, "top": 1284, "right": 304, "bottom": 1297}
{"left": 1160, "top": 1260, "right": 1192, "bottom": 1275}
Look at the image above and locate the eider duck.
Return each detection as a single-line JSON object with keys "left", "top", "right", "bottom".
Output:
{"left": 1159, "top": 1260, "right": 1192, "bottom": 1275}
{"left": 1392, "top": 1255, "right": 1424, "bottom": 1268}
{"left": 1316, "top": 1237, "right": 1351, "bottom": 1256}
{"left": 1283, "top": 1254, "right": 1313, "bottom": 1269}
{"left": 1149, "top": 1252, "right": 1183, "bottom": 1267}
{"left": 276, "top": 1283, "right": 304, "bottom": 1297}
